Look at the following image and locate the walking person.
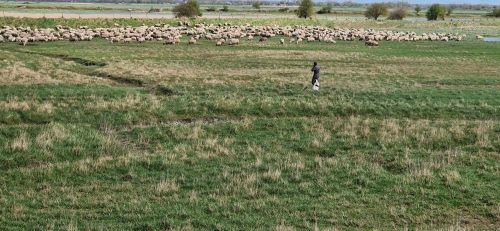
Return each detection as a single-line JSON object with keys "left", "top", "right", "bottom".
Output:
{"left": 311, "top": 62, "right": 320, "bottom": 91}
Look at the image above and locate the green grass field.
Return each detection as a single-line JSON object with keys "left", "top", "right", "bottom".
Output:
{"left": 1, "top": 20, "right": 500, "bottom": 230}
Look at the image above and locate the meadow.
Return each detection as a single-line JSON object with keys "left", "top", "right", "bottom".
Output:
{"left": 0, "top": 17, "right": 500, "bottom": 230}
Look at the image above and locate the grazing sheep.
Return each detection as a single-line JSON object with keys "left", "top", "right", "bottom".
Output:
{"left": 365, "top": 40, "right": 378, "bottom": 46}
{"left": 216, "top": 41, "right": 223, "bottom": 46}
{"left": 324, "top": 38, "right": 336, "bottom": 43}
{"left": 18, "top": 37, "right": 28, "bottom": 46}
{"left": 228, "top": 38, "right": 239, "bottom": 45}
{"left": 0, "top": 24, "right": 466, "bottom": 46}
{"left": 476, "top": 35, "right": 483, "bottom": 39}
{"left": 110, "top": 37, "right": 121, "bottom": 43}
{"left": 188, "top": 37, "right": 197, "bottom": 44}
{"left": 164, "top": 39, "right": 176, "bottom": 45}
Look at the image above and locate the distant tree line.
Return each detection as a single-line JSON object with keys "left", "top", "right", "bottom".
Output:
{"left": 9, "top": 0, "right": 500, "bottom": 19}
{"left": 12, "top": 0, "right": 499, "bottom": 9}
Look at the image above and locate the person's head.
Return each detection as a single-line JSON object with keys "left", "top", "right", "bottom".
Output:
{"left": 313, "top": 62, "right": 317, "bottom": 66}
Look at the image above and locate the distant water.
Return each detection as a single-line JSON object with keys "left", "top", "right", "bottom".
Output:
{"left": 483, "top": 37, "right": 500, "bottom": 42}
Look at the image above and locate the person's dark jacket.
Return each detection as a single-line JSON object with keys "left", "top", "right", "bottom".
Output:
{"left": 311, "top": 65, "right": 320, "bottom": 84}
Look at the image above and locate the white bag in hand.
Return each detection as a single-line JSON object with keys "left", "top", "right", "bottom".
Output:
{"left": 312, "top": 80, "right": 319, "bottom": 91}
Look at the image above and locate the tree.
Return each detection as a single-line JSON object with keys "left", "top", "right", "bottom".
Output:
{"left": 388, "top": 8, "right": 407, "bottom": 20}
{"left": 296, "top": 0, "right": 314, "bottom": 19}
{"left": 206, "top": 6, "right": 216, "bottom": 12}
{"left": 252, "top": 1, "right": 261, "bottom": 10}
{"left": 172, "top": 0, "right": 202, "bottom": 18}
{"left": 317, "top": 3, "right": 333, "bottom": 14}
{"left": 446, "top": 7, "right": 453, "bottom": 16}
{"left": 487, "top": 8, "right": 500, "bottom": 17}
{"left": 365, "top": 3, "right": 388, "bottom": 20}
{"left": 415, "top": 5, "right": 421, "bottom": 16}
{"left": 426, "top": 4, "right": 446, "bottom": 20}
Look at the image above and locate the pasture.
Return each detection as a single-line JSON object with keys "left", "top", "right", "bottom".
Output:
{"left": 0, "top": 17, "right": 500, "bottom": 230}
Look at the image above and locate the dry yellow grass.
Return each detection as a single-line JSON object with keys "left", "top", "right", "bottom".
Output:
{"left": 155, "top": 178, "right": 179, "bottom": 193}
{"left": 10, "top": 132, "right": 30, "bottom": 151}
{"left": 35, "top": 123, "right": 68, "bottom": 148}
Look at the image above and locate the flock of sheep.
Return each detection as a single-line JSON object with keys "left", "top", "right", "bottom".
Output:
{"left": 0, "top": 23, "right": 468, "bottom": 47}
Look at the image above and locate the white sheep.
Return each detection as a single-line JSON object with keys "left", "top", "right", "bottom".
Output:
{"left": 228, "top": 38, "right": 239, "bottom": 45}
{"left": 188, "top": 37, "right": 197, "bottom": 44}
{"left": 365, "top": 40, "right": 378, "bottom": 46}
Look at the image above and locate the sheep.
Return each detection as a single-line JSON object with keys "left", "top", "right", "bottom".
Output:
{"left": 18, "top": 37, "right": 28, "bottom": 46}
{"left": 110, "top": 37, "right": 121, "bottom": 43}
{"left": 280, "top": 38, "right": 285, "bottom": 44}
{"left": 324, "top": 38, "right": 336, "bottom": 43}
{"left": 216, "top": 41, "right": 223, "bottom": 46}
{"left": 188, "top": 37, "right": 197, "bottom": 44}
{"left": 365, "top": 40, "right": 378, "bottom": 46}
{"left": 228, "top": 38, "right": 239, "bottom": 45}
{"left": 164, "top": 38, "right": 176, "bottom": 45}
{"left": 476, "top": 35, "right": 483, "bottom": 39}
{"left": 0, "top": 24, "right": 466, "bottom": 46}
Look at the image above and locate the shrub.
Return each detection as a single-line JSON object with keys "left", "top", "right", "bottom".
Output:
{"left": 365, "top": 3, "right": 388, "bottom": 20}
{"left": 317, "top": 3, "right": 333, "bottom": 14}
{"left": 426, "top": 4, "right": 446, "bottom": 20}
{"left": 252, "top": 2, "right": 261, "bottom": 10}
{"left": 278, "top": 8, "right": 289, "bottom": 13}
{"left": 173, "top": 0, "right": 202, "bottom": 18}
{"left": 220, "top": 5, "right": 229, "bottom": 12}
{"left": 296, "top": 0, "right": 314, "bottom": 19}
{"left": 487, "top": 8, "right": 500, "bottom": 17}
{"left": 446, "top": 8, "right": 453, "bottom": 16}
{"left": 206, "top": 7, "right": 217, "bottom": 12}
{"left": 147, "top": 8, "right": 161, "bottom": 13}
{"left": 388, "top": 8, "right": 407, "bottom": 20}
{"left": 415, "top": 5, "right": 421, "bottom": 16}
